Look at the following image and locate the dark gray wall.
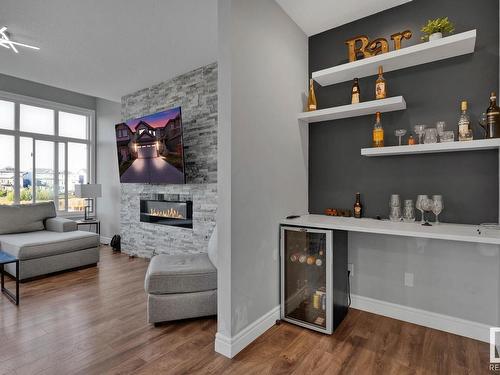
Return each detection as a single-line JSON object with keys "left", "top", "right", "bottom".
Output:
{"left": 0, "top": 73, "right": 96, "bottom": 110}
{"left": 309, "top": 0, "right": 499, "bottom": 224}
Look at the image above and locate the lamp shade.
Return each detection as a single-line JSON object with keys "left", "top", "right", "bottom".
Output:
{"left": 74, "top": 183, "right": 102, "bottom": 198}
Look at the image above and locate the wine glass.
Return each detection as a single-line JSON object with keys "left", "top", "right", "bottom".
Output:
{"left": 394, "top": 129, "right": 407, "bottom": 146}
{"left": 415, "top": 195, "right": 428, "bottom": 224}
{"left": 421, "top": 197, "right": 434, "bottom": 226}
{"left": 414, "top": 125, "right": 426, "bottom": 144}
{"left": 432, "top": 195, "right": 443, "bottom": 224}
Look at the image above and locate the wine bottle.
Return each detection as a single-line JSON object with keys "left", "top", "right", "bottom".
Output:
{"left": 307, "top": 79, "right": 317, "bottom": 111}
{"left": 351, "top": 78, "right": 360, "bottom": 104}
{"left": 486, "top": 92, "right": 500, "bottom": 138}
{"left": 375, "top": 66, "right": 387, "bottom": 100}
{"left": 353, "top": 192, "right": 362, "bottom": 218}
{"left": 458, "top": 100, "right": 473, "bottom": 141}
{"left": 372, "top": 112, "right": 384, "bottom": 147}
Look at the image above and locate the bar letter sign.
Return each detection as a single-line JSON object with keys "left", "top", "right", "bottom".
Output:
{"left": 345, "top": 30, "right": 412, "bottom": 62}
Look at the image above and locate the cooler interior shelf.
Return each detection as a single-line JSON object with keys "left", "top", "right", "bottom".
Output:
{"left": 298, "top": 96, "right": 406, "bottom": 124}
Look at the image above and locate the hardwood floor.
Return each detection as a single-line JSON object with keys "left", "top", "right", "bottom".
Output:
{"left": 0, "top": 247, "right": 492, "bottom": 374}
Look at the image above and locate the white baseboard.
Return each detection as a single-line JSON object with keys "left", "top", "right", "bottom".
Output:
{"left": 215, "top": 305, "right": 280, "bottom": 358}
{"left": 99, "top": 235, "right": 111, "bottom": 245}
{"left": 351, "top": 294, "right": 491, "bottom": 343}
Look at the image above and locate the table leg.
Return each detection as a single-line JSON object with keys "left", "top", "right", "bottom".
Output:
{"left": 1, "top": 261, "right": 18, "bottom": 305}
{"left": 15, "top": 261, "right": 19, "bottom": 305}
{"left": 1, "top": 263, "right": 4, "bottom": 291}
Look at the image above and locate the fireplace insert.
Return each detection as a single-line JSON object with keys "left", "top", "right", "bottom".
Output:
{"left": 140, "top": 199, "right": 193, "bottom": 228}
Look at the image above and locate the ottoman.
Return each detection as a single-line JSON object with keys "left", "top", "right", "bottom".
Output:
{"left": 144, "top": 253, "right": 217, "bottom": 323}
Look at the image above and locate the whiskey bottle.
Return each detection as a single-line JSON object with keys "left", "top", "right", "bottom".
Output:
{"left": 351, "top": 78, "right": 360, "bottom": 104}
{"left": 307, "top": 79, "right": 317, "bottom": 111}
{"left": 353, "top": 192, "right": 362, "bottom": 218}
{"left": 372, "top": 112, "right": 384, "bottom": 147}
{"left": 458, "top": 100, "right": 473, "bottom": 141}
{"left": 375, "top": 66, "right": 387, "bottom": 100}
{"left": 486, "top": 92, "right": 500, "bottom": 138}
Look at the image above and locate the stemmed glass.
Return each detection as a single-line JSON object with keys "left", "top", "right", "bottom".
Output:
{"left": 415, "top": 195, "right": 428, "bottom": 224}
{"left": 432, "top": 195, "right": 443, "bottom": 224}
{"left": 422, "top": 198, "right": 434, "bottom": 225}
{"left": 414, "top": 125, "right": 426, "bottom": 144}
{"left": 394, "top": 129, "right": 407, "bottom": 146}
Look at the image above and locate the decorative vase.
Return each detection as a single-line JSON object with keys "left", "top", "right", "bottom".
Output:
{"left": 429, "top": 32, "right": 443, "bottom": 41}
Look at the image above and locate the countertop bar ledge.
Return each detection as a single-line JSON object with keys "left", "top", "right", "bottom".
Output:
{"left": 280, "top": 214, "right": 500, "bottom": 245}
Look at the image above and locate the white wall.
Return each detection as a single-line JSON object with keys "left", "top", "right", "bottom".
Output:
{"left": 349, "top": 233, "right": 500, "bottom": 326}
{"left": 217, "top": 0, "right": 308, "bottom": 357}
{"left": 96, "top": 98, "right": 121, "bottom": 241}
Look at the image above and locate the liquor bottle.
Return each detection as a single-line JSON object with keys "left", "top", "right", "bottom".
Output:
{"left": 353, "top": 192, "right": 362, "bottom": 218}
{"left": 351, "top": 78, "right": 361, "bottom": 104}
{"left": 372, "top": 112, "right": 384, "bottom": 147}
{"left": 307, "top": 79, "right": 317, "bottom": 111}
{"left": 375, "top": 66, "right": 387, "bottom": 100}
{"left": 457, "top": 100, "right": 473, "bottom": 141}
{"left": 486, "top": 92, "right": 500, "bottom": 138}
{"left": 408, "top": 134, "right": 416, "bottom": 145}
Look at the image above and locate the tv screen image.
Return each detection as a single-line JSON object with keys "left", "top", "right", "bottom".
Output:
{"left": 115, "top": 107, "right": 185, "bottom": 184}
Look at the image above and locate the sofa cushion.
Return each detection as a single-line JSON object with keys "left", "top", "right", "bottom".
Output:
{"left": 45, "top": 217, "right": 78, "bottom": 232}
{"left": 145, "top": 253, "right": 217, "bottom": 295}
{"left": 0, "top": 202, "right": 56, "bottom": 235}
{"left": 0, "top": 230, "right": 99, "bottom": 260}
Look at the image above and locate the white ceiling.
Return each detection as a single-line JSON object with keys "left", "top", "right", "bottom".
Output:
{"left": 0, "top": 0, "right": 217, "bottom": 102}
{"left": 275, "top": 0, "right": 412, "bottom": 36}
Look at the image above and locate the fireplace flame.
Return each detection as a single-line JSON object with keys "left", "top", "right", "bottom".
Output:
{"left": 150, "top": 208, "right": 184, "bottom": 219}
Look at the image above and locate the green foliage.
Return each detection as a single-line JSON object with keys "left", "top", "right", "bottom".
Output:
{"left": 421, "top": 17, "right": 455, "bottom": 41}
{"left": 0, "top": 189, "right": 6, "bottom": 198}
{"left": 36, "top": 187, "right": 53, "bottom": 201}
{"left": 6, "top": 190, "right": 14, "bottom": 202}
{"left": 20, "top": 188, "right": 32, "bottom": 202}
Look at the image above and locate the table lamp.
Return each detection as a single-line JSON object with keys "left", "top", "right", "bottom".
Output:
{"left": 75, "top": 183, "right": 102, "bottom": 221}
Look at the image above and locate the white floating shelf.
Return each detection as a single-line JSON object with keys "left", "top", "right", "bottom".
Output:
{"left": 313, "top": 30, "right": 476, "bottom": 86}
{"left": 361, "top": 138, "right": 500, "bottom": 157}
{"left": 298, "top": 96, "right": 406, "bottom": 124}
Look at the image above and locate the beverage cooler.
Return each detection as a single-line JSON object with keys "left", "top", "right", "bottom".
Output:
{"left": 280, "top": 226, "right": 348, "bottom": 334}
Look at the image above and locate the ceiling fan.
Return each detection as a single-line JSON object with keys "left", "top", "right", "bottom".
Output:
{"left": 0, "top": 26, "right": 40, "bottom": 53}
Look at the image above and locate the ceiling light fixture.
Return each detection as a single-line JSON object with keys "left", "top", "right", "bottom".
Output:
{"left": 0, "top": 26, "right": 40, "bottom": 53}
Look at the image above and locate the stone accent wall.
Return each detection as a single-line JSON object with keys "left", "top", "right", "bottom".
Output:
{"left": 120, "top": 63, "right": 217, "bottom": 258}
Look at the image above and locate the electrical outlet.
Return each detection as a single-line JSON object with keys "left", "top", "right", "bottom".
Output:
{"left": 404, "top": 272, "right": 414, "bottom": 287}
{"left": 348, "top": 263, "right": 354, "bottom": 276}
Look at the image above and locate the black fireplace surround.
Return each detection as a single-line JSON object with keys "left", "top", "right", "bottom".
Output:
{"left": 140, "top": 196, "right": 193, "bottom": 228}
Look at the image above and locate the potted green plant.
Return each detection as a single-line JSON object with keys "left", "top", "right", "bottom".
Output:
{"left": 421, "top": 17, "right": 455, "bottom": 41}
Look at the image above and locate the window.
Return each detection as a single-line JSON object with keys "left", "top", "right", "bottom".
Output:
{"left": 0, "top": 100, "right": 14, "bottom": 130}
{"left": 0, "top": 91, "right": 94, "bottom": 215}
{"left": 0, "top": 135, "right": 15, "bottom": 204}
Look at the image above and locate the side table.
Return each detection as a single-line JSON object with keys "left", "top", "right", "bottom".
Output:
{"left": 0, "top": 251, "right": 19, "bottom": 305}
{"left": 75, "top": 219, "right": 100, "bottom": 236}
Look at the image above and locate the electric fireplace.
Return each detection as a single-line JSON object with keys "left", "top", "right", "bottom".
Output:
{"left": 140, "top": 197, "right": 193, "bottom": 228}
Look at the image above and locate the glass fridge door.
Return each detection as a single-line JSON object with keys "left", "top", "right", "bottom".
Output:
{"left": 281, "top": 226, "right": 332, "bottom": 333}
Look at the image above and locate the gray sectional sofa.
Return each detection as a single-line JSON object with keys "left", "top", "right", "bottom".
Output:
{"left": 0, "top": 202, "right": 100, "bottom": 281}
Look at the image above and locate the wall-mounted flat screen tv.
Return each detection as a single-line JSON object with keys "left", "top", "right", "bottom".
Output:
{"left": 115, "top": 107, "right": 185, "bottom": 184}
